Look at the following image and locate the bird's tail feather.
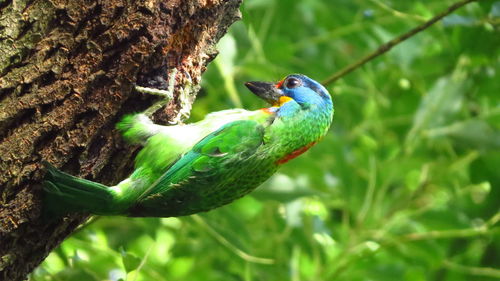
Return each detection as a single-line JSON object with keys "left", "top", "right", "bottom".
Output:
{"left": 42, "top": 162, "right": 121, "bottom": 219}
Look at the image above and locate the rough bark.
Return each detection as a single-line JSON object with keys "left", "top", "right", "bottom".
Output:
{"left": 0, "top": 0, "right": 242, "bottom": 279}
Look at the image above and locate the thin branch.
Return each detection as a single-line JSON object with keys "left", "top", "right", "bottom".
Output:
{"left": 442, "top": 260, "right": 500, "bottom": 278}
{"left": 368, "top": 0, "right": 427, "bottom": 22}
{"left": 321, "top": 0, "right": 479, "bottom": 86}
{"left": 486, "top": 210, "right": 500, "bottom": 227}
{"left": 131, "top": 245, "right": 153, "bottom": 281}
{"left": 356, "top": 156, "right": 377, "bottom": 224}
{"left": 326, "top": 211, "right": 499, "bottom": 280}
{"left": 191, "top": 215, "right": 275, "bottom": 264}
{"left": 398, "top": 225, "right": 498, "bottom": 242}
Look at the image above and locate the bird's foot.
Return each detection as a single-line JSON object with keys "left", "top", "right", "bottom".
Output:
{"left": 134, "top": 67, "right": 198, "bottom": 124}
{"left": 135, "top": 68, "right": 178, "bottom": 117}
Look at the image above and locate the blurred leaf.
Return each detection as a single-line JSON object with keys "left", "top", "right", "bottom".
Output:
{"left": 407, "top": 56, "right": 471, "bottom": 148}
{"left": 466, "top": 181, "right": 491, "bottom": 204}
{"left": 168, "top": 257, "right": 194, "bottom": 278}
{"left": 252, "top": 173, "right": 323, "bottom": 203}
{"left": 442, "top": 14, "right": 477, "bottom": 27}
{"left": 120, "top": 248, "right": 142, "bottom": 273}
{"left": 215, "top": 34, "right": 242, "bottom": 107}
{"left": 490, "top": 1, "right": 500, "bottom": 17}
{"left": 427, "top": 119, "right": 500, "bottom": 150}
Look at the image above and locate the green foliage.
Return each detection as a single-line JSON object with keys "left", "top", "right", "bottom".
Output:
{"left": 33, "top": 0, "right": 499, "bottom": 280}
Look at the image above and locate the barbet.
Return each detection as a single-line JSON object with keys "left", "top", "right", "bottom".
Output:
{"left": 43, "top": 74, "right": 334, "bottom": 218}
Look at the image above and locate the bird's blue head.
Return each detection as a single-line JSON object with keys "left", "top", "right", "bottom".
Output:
{"left": 245, "top": 74, "right": 332, "bottom": 110}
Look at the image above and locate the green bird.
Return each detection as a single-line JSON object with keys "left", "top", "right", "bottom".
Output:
{"left": 43, "top": 74, "right": 334, "bottom": 218}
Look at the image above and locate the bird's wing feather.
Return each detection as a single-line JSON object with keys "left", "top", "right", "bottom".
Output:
{"left": 137, "top": 119, "right": 265, "bottom": 200}
{"left": 125, "top": 110, "right": 266, "bottom": 180}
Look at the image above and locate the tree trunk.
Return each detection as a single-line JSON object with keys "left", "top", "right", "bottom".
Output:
{"left": 0, "top": 0, "right": 241, "bottom": 279}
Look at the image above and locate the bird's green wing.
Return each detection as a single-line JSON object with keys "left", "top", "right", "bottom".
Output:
{"left": 135, "top": 119, "right": 265, "bottom": 207}
{"left": 143, "top": 119, "right": 264, "bottom": 195}
{"left": 122, "top": 110, "right": 266, "bottom": 181}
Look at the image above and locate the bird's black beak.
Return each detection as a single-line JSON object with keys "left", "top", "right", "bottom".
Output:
{"left": 245, "top": 81, "right": 284, "bottom": 105}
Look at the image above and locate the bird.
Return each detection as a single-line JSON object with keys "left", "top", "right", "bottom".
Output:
{"left": 43, "top": 74, "right": 334, "bottom": 218}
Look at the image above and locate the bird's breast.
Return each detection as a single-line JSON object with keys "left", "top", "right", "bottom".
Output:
{"left": 275, "top": 141, "right": 316, "bottom": 164}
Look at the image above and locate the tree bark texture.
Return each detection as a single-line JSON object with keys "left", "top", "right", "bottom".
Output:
{"left": 0, "top": 0, "right": 242, "bottom": 279}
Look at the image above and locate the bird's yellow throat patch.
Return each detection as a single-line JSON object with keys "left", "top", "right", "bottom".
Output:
{"left": 273, "top": 96, "right": 293, "bottom": 107}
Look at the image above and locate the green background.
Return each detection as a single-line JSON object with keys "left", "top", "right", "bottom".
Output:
{"left": 33, "top": 0, "right": 500, "bottom": 280}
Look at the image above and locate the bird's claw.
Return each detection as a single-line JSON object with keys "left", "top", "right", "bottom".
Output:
{"left": 135, "top": 68, "right": 178, "bottom": 117}
{"left": 134, "top": 67, "right": 197, "bottom": 124}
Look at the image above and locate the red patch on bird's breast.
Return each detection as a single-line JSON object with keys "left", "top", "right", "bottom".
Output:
{"left": 260, "top": 108, "right": 274, "bottom": 114}
{"left": 276, "top": 142, "right": 316, "bottom": 164}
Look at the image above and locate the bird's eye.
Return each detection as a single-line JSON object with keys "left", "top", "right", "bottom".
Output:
{"left": 285, "top": 78, "right": 301, "bottom": 89}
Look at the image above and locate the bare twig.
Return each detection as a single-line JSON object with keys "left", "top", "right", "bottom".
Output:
{"left": 321, "top": 0, "right": 479, "bottom": 86}
{"left": 326, "top": 210, "right": 499, "bottom": 279}
{"left": 191, "top": 215, "right": 275, "bottom": 264}
{"left": 442, "top": 259, "right": 500, "bottom": 278}
{"left": 399, "top": 225, "right": 498, "bottom": 242}
{"left": 368, "top": 0, "right": 427, "bottom": 22}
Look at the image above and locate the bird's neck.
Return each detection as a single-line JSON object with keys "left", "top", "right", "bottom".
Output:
{"left": 265, "top": 100, "right": 333, "bottom": 163}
